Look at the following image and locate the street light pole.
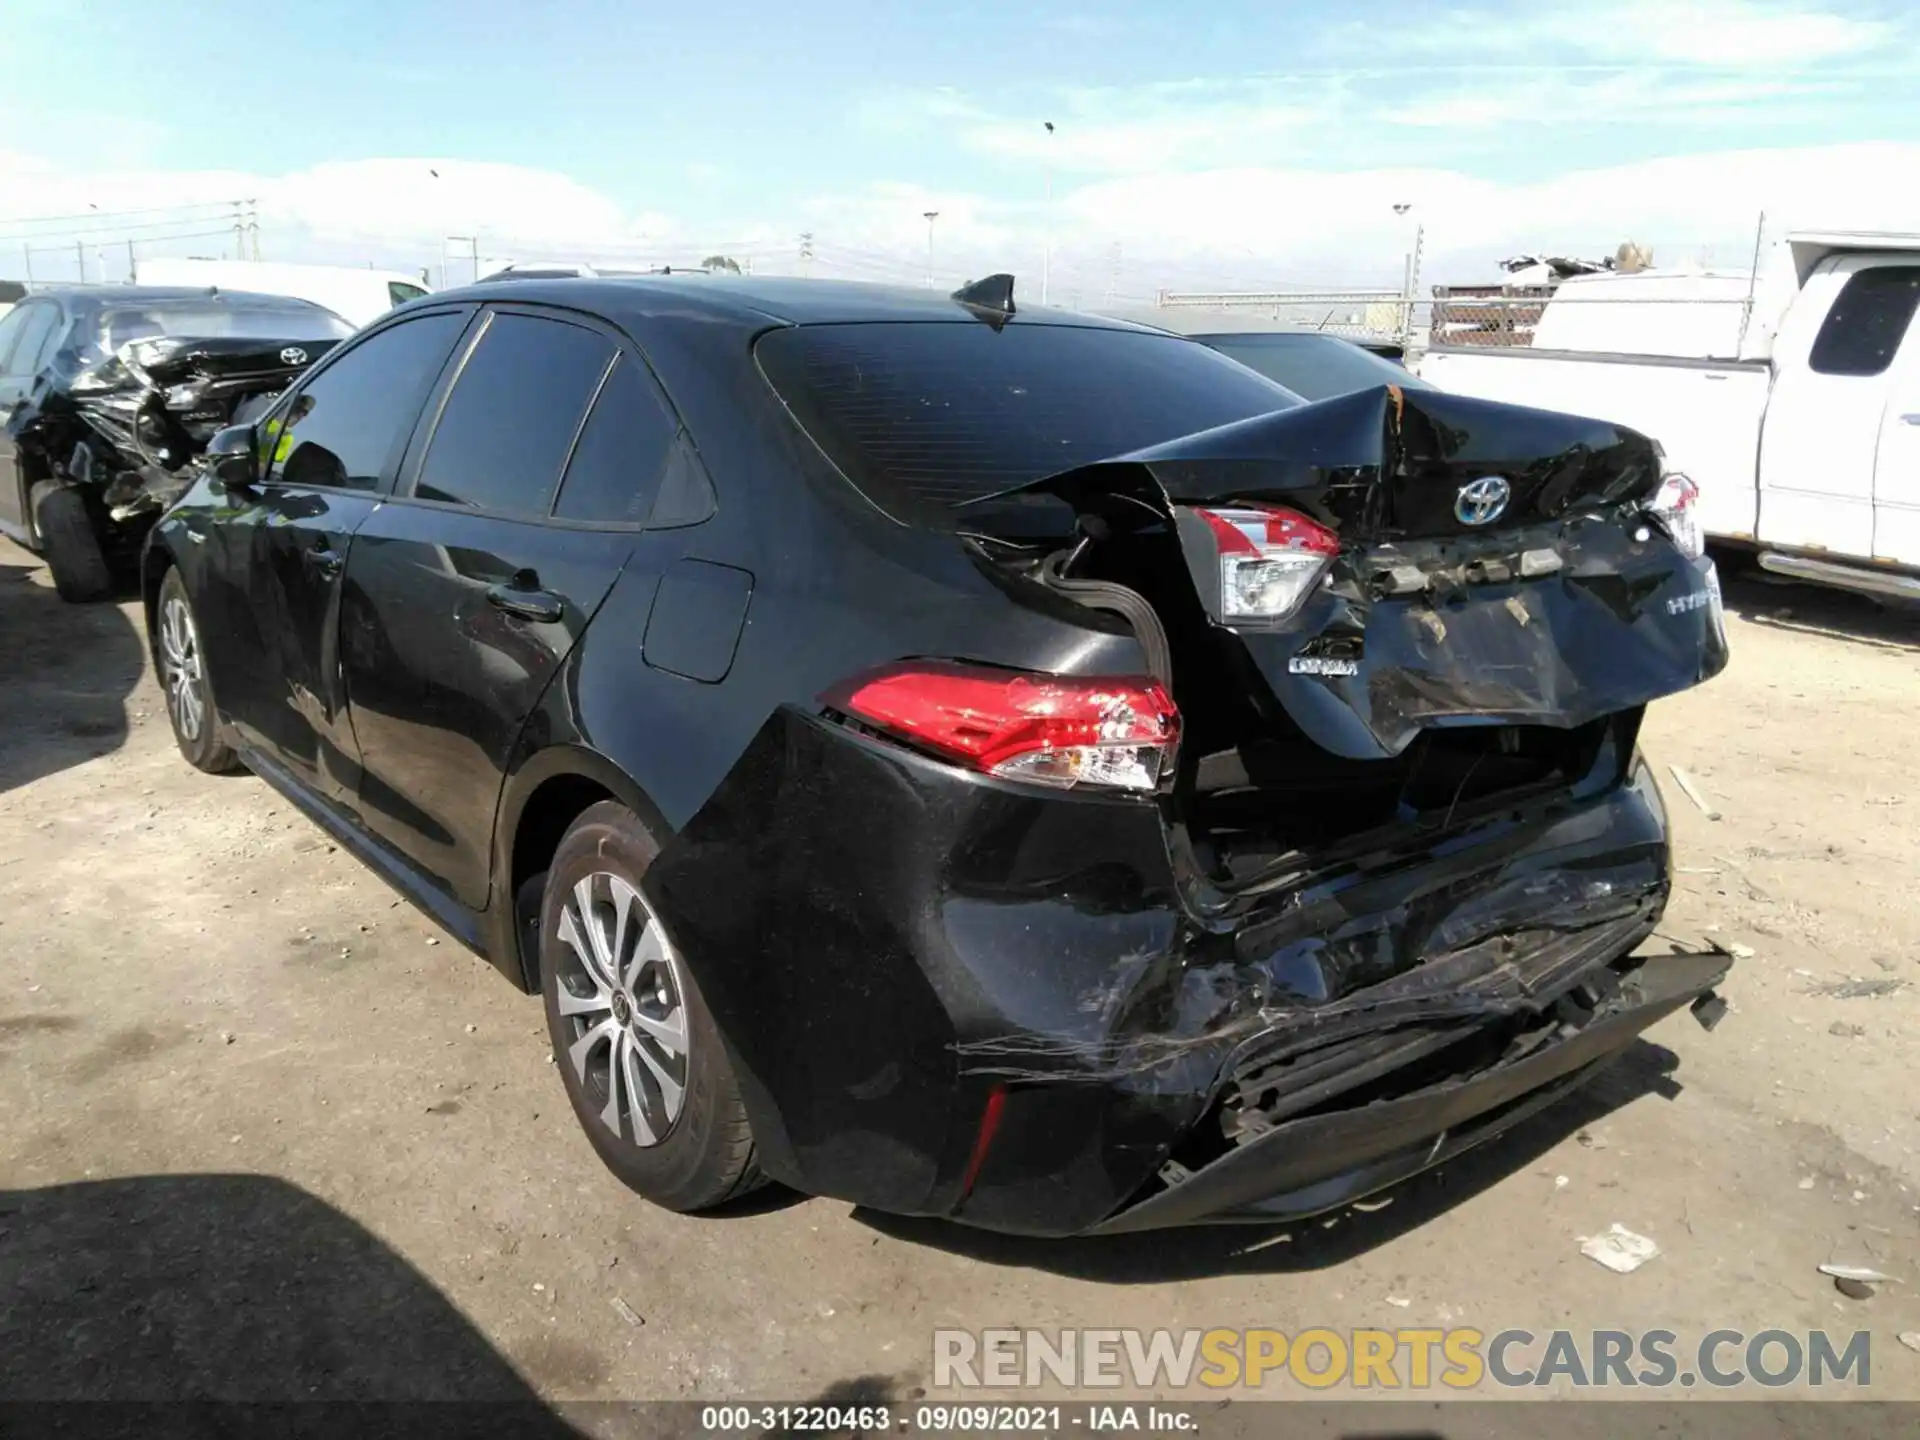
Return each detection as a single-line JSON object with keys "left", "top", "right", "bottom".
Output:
{"left": 1041, "top": 120, "right": 1055, "bottom": 305}
{"left": 923, "top": 211, "right": 939, "bottom": 289}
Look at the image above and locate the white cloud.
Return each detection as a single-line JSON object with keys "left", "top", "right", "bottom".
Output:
{"left": 1347, "top": 0, "right": 1891, "bottom": 66}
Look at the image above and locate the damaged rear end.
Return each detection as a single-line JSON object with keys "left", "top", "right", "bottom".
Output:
{"left": 657, "top": 318, "right": 1731, "bottom": 1237}
{"left": 63, "top": 333, "right": 339, "bottom": 524}
{"left": 942, "top": 385, "right": 1731, "bottom": 1231}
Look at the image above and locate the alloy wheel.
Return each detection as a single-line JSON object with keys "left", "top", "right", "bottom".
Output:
{"left": 159, "top": 596, "right": 206, "bottom": 743}
{"left": 554, "top": 872, "right": 690, "bottom": 1147}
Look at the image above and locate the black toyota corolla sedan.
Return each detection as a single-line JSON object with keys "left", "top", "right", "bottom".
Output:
{"left": 145, "top": 274, "right": 1731, "bottom": 1236}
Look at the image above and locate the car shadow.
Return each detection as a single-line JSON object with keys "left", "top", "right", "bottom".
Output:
{"left": 0, "top": 1172, "right": 582, "bottom": 1435}
{"left": 0, "top": 550, "right": 146, "bottom": 794}
{"left": 1716, "top": 555, "right": 1920, "bottom": 653}
{"left": 853, "top": 1039, "right": 1681, "bottom": 1283}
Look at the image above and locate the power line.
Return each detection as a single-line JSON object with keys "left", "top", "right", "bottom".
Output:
{"left": 0, "top": 198, "right": 242, "bottom": 228}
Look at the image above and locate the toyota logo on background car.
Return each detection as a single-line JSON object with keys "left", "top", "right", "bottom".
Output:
{"left": 279, "top": 347, "right": 309, "bottom": 365}
{"left": 1455, "top": 475, "right": 1511, "bottom": 526}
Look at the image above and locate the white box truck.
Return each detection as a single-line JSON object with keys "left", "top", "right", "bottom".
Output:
{"left": 131, "top": 258, "right": 430, "bottom": 329}
{"left": 1419, "top": 232, "right": 1920, "bottom": 601}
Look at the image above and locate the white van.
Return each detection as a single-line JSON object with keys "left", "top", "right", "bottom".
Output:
{"left": 131, "top": 259, "right": 430, "bottom": 328}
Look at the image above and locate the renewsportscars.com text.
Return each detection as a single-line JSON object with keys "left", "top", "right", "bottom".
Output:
{"left": 933, "top": 1327, "right": 1873, "bottom": 1391}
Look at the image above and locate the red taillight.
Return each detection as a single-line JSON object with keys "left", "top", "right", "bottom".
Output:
{"left": 1190, "top": 503, "right": 1339, "bottom": 621}
{"left": 823, "top": 660, "right": 1179, "bottom": 793}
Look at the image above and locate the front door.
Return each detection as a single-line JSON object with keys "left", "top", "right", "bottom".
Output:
{"left": 209, "top": 307, "right": 472, "bottom": 803}
{"left": 0, "top": 302, "right": 67, "bottom": 546}
{"left": 1759, "top": 257, "right": 1920, "bottom": 557}
{"left": 342, "top": 308, "right": 679, "bottom": 909}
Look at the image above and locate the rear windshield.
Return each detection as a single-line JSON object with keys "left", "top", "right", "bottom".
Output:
{"left": 1194, "top": 333, "right": 1428, "bottom": 401}
{"left": 757, "top": 321, "right": 1301, "bottom": 512}
{"left": 95, "top": 301, "right": 355, "bottom": 351}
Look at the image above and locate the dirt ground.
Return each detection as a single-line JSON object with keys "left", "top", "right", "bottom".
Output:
{"left": 2, "top": 533, "right": 1916, "bottom": 1423}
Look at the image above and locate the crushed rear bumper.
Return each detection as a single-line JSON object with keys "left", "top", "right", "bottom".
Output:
{"left": 1084, "top": 947, "right": 1727, "bottom": 1233}
{"left": 648, "top": 707, "right": 1730, "bottom": 1237}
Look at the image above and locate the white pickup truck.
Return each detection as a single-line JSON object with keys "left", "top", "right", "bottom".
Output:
{"left": 1420, "top": 231, "right": 1920, "bottom": 601}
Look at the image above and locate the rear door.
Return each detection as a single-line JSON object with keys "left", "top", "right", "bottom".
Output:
{"left": 1758, "top": 256, "right": 1920, "bottom": 557}
{"left": 1869, "top": 276, "right": 1920, "bottom": 565}
{"left": 341, "top": 305, "right": 673, "bottom": 909}
{"left": 208, "top": 307, "right": 471, "bottom": 803}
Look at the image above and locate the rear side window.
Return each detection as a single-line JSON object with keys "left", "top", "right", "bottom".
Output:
{"left": 270, "top": 310, "right": 466, "bottom": 492}
{"left": 414, "top": 313, "right": 614, "bottom": 516}
{"left": 756, "top": 321, "right": 1299, "bottom": 513}
{"left": 1809, "top": 266, "right": 1920, "bottom": 377}
{"left": 390, "top": 282, "right": 429, "bottom": 307}
{"left": 551, "top": 354, "right": 679, "bottom": 524}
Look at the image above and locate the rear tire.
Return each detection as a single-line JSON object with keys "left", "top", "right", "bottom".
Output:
{"left": 156, "top": 568, "right": 240, "bottom": 774}
{"left": 30, "top": 481, "right": 111, "bottom": 603}
{"left": 540, "top": 801, "right": 765, "bottom": 1212}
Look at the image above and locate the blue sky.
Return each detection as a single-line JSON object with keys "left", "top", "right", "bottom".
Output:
{"left": 2, "top": 0, "right": 1916, "bottom": 295}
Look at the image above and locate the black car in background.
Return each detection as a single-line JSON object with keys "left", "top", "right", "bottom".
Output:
{"left": 0, "top": 286, "right": 353, "bottom": 600}
{"left": 146, "top": 276, "right": 1730, "bottom": 1235}
{"left": 1191, "top": 329, "right": 1428, "bottom": 401}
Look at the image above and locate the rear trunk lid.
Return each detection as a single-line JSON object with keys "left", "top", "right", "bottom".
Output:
{"left": 968, "top": 384, "right": 1727, "bottom": 763}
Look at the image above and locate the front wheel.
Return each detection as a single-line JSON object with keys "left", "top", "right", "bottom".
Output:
{"left": 540, "top": 800, "right": 765, "bottom": 1211}
{"left": 156, "top": 568, "right": 240, "bottom": 774}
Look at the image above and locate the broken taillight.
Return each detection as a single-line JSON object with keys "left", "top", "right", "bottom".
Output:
{"left": 824, "top": 660, "right": 1179, "bottom": 793}
{"left": 1193, "top": 504, "right": 1340, "bottom": 621}
{"left": 1646, "top": 472, "right": 1704, "bottom": 560}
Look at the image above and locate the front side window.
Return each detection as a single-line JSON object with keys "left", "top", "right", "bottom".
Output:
{"left": 412, "top": 312, "right": 614, "bottom": 516}
{"left": 1809, "top": 266, "right": 1920, "bottom": 378}
{"left": 1, "top": 304, "right": 60, "bottom": 378}
{"left": 268, "top": 311, "right": 467, "bottom": 493}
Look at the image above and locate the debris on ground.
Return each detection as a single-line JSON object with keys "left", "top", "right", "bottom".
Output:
{"left": 612, "top": 1297, "right": 644, "bottom": 1327}
{"left": 1579, "top": 1224, "right": 1660, "bottom": 1274}
{"left": 1830, "top": 1021, "right": 1868, "bottom": 1038}
{"left": 1668, "top": 765, "right": 1722, "bottom": 820}
{"left": 1386, "top": 1295, "right": 1412, "bottom": 1308}
{"left": 1807, "top": 977, "right": 1907, "bottom": 1000}
{"left": 1727, "top": 942, "right": 1756, "bottom": 959}
{"left": 1798, "top": 1176, "right": 1816, "bottom": 1190}
{"left": 220, "top": 1030, "right": 235, "bottom": 1045}
{"left": 1899, "top": 1333, "right": 1920, "bottom": 1354}
{"left": 1817, "top": 1264, "right": 1894, "bottom": 1283}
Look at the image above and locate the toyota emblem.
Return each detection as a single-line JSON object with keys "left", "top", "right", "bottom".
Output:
{"left": 280, "top": 346, "right": 309, "bottom": 365}
{"left": 1455, "top": 476, "right": 1511, "bottom": 526}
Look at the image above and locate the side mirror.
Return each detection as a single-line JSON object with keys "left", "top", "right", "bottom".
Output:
{"left": 204, "top": 425, "right": 258, "bottom": 491}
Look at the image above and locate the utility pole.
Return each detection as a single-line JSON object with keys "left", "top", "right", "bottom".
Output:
{"left": 246, "top": 198, "right": 261, "bottom": 261}
{"left": 923, "top": 212, "right": 938, "bottom": 289}
{"left": 1041, "top": 120, "right": 1056, "bottom": 305}
{"left": 75, "top": 241, "right": 85, "bottom": 283}
{"left": 233, "top": 200, "right": 247, "bottom": 262}
{"left": 22, "top": 244, "right": 32, "bottom": 285}
{"left": 799, "top": 231, "right": 815, "bottom": 278}
{"left": 127, "top": 239, "right": 136, "bottom": 281}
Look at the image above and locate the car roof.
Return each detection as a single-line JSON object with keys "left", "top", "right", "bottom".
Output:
{"left": 430, "top": 274, "right": 1167, "bottom": 332}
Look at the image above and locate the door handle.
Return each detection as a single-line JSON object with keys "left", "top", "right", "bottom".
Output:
{"left": 485, "top": 580, "right": 564, "bottom": 623}
{"left": 305, "top": 546, "right": 344, "bottom": 579}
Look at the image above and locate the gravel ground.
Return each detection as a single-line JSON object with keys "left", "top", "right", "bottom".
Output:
{"left": 1, "top": 536, "right": 1915, "bottom": 1425}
